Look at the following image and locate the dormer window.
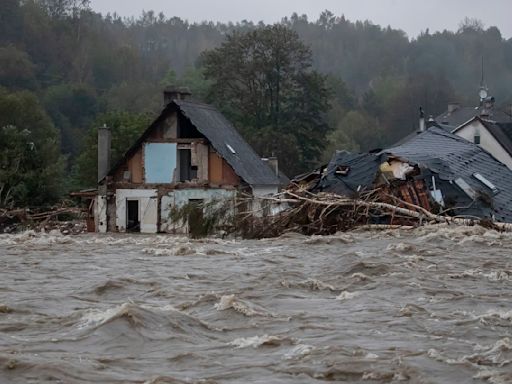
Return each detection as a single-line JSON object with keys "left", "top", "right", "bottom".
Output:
{"left": 474, "top": 133, "right": 481, "bottom": 145}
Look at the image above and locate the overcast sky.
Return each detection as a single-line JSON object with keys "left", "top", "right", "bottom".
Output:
{"left": 88, "top": 0, "right": 512, "bottom": 39}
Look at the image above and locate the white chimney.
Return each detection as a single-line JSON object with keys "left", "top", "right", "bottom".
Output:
{"left": 418, "top": 107, "right": 425, "bottom": 132}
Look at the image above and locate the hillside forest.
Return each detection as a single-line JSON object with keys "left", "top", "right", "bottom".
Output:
{"left": 1, "top": 0, "right": 512, "bottom": 208}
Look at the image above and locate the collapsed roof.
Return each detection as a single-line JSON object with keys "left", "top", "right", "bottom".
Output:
{"left": 317, "top": 127, "right": 512, "bottom": 222}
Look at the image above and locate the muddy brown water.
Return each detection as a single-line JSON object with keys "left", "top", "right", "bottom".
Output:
{"left": 1, "top": 225, "right": 512, "bottom": 383}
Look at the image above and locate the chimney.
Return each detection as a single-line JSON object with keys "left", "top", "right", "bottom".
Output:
{"left": 481, "top": 96, "right": 495, "bottom": 117}
{"left": 98, "top": 124, "right": 111, "bottom": 182}
{"left": 163, "top": 86, "right": 191, "bottom": 105}
{"left": 418, "top": 107, "right": 425, "bottom": 133}
{"left": 262, "top": 157, "right": 279, "bottom": 177}
{"left": 447, "top": 102, "right": 460, "bottom": 114}
{"left": 426, "top": 115, "right": 436, "bottom": 128}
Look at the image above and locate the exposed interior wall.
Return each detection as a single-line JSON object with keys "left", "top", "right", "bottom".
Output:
{"left": 192, "top": 142, "right": 209, "bottom": 181}
{"left": 144, "top": 143, "right": 177, "bottom": 183}
{"left": 456, "top": 121, "right": 512, "bottom": 170}
{"left": 163, "top": 112, "right": 177, "bottom": 139}
{"left": 208, "top": 151, "right": 240, "bottom": 186}
{"left": 115, "top": 189, "right": 158, "bottom": 233}
{"left": 113, "top": 147, "right": 143, "bottom": 183}
{"left": 127, "top": 148, "right": 143, "bottom": 183}
{"left": 208, "top": 151, "right": 223, "bottom": 184}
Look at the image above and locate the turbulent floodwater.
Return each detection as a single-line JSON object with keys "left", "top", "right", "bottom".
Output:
{"left": 1, "top": 226, "right": 512, "bottom": 384}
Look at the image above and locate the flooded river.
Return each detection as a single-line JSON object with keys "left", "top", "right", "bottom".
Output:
{"left": 1, "top": 225, "right": 512, "bottom": 383}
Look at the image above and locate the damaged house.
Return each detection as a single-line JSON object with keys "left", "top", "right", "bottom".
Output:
{"left": 93, "top": 88, "right": 280, "bottom": 234}
{"left": 311, "top": 126, "right": 512, "bottom": 224}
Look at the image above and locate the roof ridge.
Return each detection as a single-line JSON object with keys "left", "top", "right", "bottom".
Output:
{"left": 173, "top": 99, "right": 218, "bottom": 110}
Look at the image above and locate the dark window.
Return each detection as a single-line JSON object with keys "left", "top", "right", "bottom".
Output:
{"left": 179, "top": 149, "right": 192, "bottom": 181}
{"left": 177, "top": 115, "right": 202, "bottom": 138}
{"left": 178, "top": 149, "right": 199, "bottom": 182}
{"left": 474, "top": 134, "right": 481, "bottom": 145}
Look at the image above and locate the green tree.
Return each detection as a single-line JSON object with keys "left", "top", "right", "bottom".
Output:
{"left": 161, "top": 66, "right": 212, "bottom": 101}
{"left": 38, "top": 0, "right": 91, "bottom": 18}
{"left": 0, "top": 89, "right": 65, "bottom": 208}
{"left": 0, "top": 46, "right": 38, "bottom": 90}
{"left": 202, "top": 24, "right": 332, "bottom": 175}
{"left": 43, "top": 83, "right": 100, "bottom": 156}
{"left": 73, "top": 111, "right": 152, "bottom": 188}
{"left": 330, "top": 110, "right": 382, "bottom": 153}
{"left": 0, "top": 0, "right": 22, "bottom": 44}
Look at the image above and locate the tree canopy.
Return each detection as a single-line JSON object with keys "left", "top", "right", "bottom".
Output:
{"left": 0, "top": 88, "right": 65, "bottom": 208}
{"left": 202, "top": 25, "right": 331, "bottom": 175}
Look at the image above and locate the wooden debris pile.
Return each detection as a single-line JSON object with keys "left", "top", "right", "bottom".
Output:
{"left": 0, "top": 205, "right": 86, "bottom": 233}
{"left": 234, "top": 185, "right": 510, "bottom": 239}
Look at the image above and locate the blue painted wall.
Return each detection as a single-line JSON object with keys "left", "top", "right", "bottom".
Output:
{"left": 144, "top": 143, "right": 177, "bottom": 183}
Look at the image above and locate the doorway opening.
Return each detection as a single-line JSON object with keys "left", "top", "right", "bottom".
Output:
{"left": 126, "top": 199, "right": 140, "bottom": 232}
{"left": 188, "top": 199, "right": 206, "bottom": 238}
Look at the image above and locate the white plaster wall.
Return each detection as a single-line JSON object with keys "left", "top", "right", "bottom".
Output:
{"left": 140, "top": 197, "right": 158, "bottom": 233}
{"left": 251, "top": 185, "right": 279, "bottom": 197}
{"left": 96, "top": 195, "right": 107, "bottom": 233}
{"left": 251, "top": 185, "right": 279, "bottom": 217}
{"left": 455, "top": 121, "right": 512, "bottom": 170}
{"left": 115, "top": 189, "right": 158, "bottom": 233}
{"left": 160, "top": 189, "right": 236, "bottom": 233}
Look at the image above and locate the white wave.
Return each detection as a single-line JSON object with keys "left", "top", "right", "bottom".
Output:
{"left": 427, "top": 348, "right": 445, "bottom": 362}
{"left": 479, "top": 310, "right": 512, "bottom": 325}
{"left": 386, "top": 242, "right": 415, "bottom": 253}
{"left": 78, "top": 303, "right": 131, "bottom": 329}
{"left": 304, "top": 234, "right": 354, "bottom": 245}
{"left": 284, "top": 344, "right": 314, "bottom": 359}
{"left": 299, "top": 278, "right": 335, "bottom": 291}
{"left": 214, "top": 294, "right": 267, "bottom": 317}
{"left": 483, "top": 271, "right": 512, "bottom": 281}
{"left": 142, "top": 245, "right": 195, "bottom": 256}
{"left": 229, "top": 334, "right": 291, "bottom": 348}
{"left": 448, "top": 269, "right": 481, "bottom": 279}
{"left": 448, "top": 269, "right": 512, "bottom": 282}
{"left": 351, "top": 272, "right": 370, "bottom": 281}
{"left": 474, "top": 369, "right": 512, "bottom": 384}
{"left": 336, "top": 291, "right": 359, "bottom": 300}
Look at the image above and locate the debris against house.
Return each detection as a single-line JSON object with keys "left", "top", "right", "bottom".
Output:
{"left": 237, "top": 126, "right": 512, "bottom": 238}
{"left": 86, "top": 87, "right": 281, "bottom": 235}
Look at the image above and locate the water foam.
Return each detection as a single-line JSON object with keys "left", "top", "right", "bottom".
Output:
{"left": 214, "top": 294, "right": 269, "bottom": 317}
{"left": 336, "top": 291, "right": 360, "bottom": 300}
{"left": 229, "top": 335, "right": 293, "bottom": 348}
{"left": 284, "top": 344, "right": 314, "bottom": 359}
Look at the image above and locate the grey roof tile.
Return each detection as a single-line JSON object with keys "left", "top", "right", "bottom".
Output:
{"left": 436, "top": 106, "right": 512, "bottom": 127}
